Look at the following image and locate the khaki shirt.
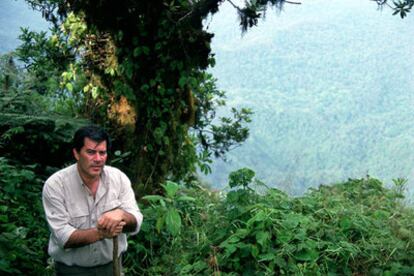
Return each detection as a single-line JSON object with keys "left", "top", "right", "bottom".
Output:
{"left": 42, "top": 164, "right": 143, "bottom": 267}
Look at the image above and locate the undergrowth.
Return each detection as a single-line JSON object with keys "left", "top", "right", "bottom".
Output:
{"left": 1, "top": 162, "right": 414, "bottom": 275}
{"left": 128, "top": 169, "right": 414, "bottom": 275}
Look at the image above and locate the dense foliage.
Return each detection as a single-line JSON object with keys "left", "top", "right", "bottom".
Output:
{"left": 20, "top": 0, "right": 284, "bottom": 194}
{"left": 0, "top": 52, "right": 86, "bottom": 274}
{"left": 126, "top": 174, "right": 414, "bottom": 275}
{"left": 0, "top": 158, "right": 51, "bottom": 275}
{"left": 2, "top": 161, "right": 414, "bottom": 275}
{"left": 0, "top": 52, "right": 87, "bottom": 172}
{"left": 2, "top": 1, "right": 414, "bottom": 275}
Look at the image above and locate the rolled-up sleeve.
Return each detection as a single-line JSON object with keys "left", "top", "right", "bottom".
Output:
{"left": 42, "top": 180, "right": 76, "bottom": 248}
{"left": 119, "top": 173, "right": 143, "bottom": 235}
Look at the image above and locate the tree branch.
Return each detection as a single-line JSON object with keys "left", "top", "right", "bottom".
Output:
{"left": 226, "top": 0, "right": 242, "bottom": 12}
{"left": 177, "top": 0, "right": 223, "bottom": 25}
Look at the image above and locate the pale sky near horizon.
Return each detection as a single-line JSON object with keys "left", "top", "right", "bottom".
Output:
{"left": 0, "top": 0, "right": 49, "bottom": 53}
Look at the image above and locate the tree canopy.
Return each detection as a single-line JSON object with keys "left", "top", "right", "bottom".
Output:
{"left": 17, "top": 0, "right": 294, "bottom": 194}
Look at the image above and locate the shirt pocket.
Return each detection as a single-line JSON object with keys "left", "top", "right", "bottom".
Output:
{"left": 68, "top": 207, "right": 89, "bottom": 229}
{"left": 100, "top": 199, "right": 122, "bottom": 214}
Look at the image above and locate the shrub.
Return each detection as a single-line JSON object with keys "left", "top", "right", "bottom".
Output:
{"left": 0, "top": 158, "right": 51, "bottom": 275}
{"left": 125, "top": 175, "right": 414, "bottom": 275}
{"left": 2, "top": 162, "right": 414, "bottom": 275}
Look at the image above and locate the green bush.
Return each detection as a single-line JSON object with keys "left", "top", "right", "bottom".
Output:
{"left": 125, "top": 174, "right": 414, "bottom": 275}
{"left": 2, "top": 161, "right": 414, "bottom": 275}
{"left": 0, "top": 158, "right": 51, "bottom": 275}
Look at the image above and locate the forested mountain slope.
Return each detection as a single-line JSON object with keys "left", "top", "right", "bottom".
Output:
{"left": 207, "top": 0, "right": 414, "bottom": 195}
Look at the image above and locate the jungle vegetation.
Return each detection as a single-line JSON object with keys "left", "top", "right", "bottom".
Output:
{"left": 1, "top": 0, "right": 414, "bottom": 274}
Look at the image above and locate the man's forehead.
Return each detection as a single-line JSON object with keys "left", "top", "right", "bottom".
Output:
{"left": 84, "top": 137, "right": 107, "bottom": 149}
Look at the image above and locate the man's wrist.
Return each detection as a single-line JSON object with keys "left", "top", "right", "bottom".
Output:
{"left": 95, "top": 227, "right": 104, "bottom": 241}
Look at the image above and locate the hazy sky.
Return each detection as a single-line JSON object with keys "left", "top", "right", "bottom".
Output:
{"left": 0, "top": 0, "right": 49, "bottom": 53}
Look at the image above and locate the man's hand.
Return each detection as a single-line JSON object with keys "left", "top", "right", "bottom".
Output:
{"left": 97, "top": 221, "right": 126, "bottom": 239}
{"left": 98, "top": 208, "right": 138, "bottom": 235}
{"left": 97, "top": 209, "right": 125, "bottom": 235}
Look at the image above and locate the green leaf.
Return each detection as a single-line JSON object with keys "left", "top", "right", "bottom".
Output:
{"left": 281, "top": 214, "right": 302, "bottom": 229}
{"left": 225, "top": 235, "right": 240, "bottom": 244}
{"left": 251, "top": 245, "right": 259, "bottom": 258}
{"left": 165, "top": 208, "right": 181, "bottom": 236}
{"left": 258, "top": 253, "right": 276, "bottom": 262}
{"left": 178, "top": 76, "right": 187, "bottom": 88}
{"left": 294, "top": 248, "right": 319, "bottom": 262}
{"left": 339, "top": 217, "right": 352, "bottom": 230}
{"left": 0, "top": 215, "right": 8, "bottom": 223}
{"left": 133, "top": 47, "right": 141, "bottom": 57}
{"left": 91, "top": 87, "right": 98, "bottom": 99}
{"left": 235, "top": 228, "right": 250, "bottom": 239}
{"left": 223, "top": 244, "right": 237, "bottom": 257}
{"left": 142, "top": 46, "right": 150, "bottom": 55}
{"left": 65, "top": 82, "right": 73, "bottom": 92}
{"left": 176, "top": 195, "right": 196, "bottom": 202}
{"left": 256, "top": 231, "right": 270, "bottom": 248}
{"left": 277, "top": 230, "right": 293, "bottom": 243}
{"left": 249, "top": 209, "right": 267, "bottom": 223}
{"left": 162, "top": 181, "right": 180, "bottom": 199}
{"left": 160, "top": 199, "right": 166, "bottom": 208}
{"left": 156, "top": 214, "right": 165, "bottom": 233}
{"left": 142, "top": 195, "right": 165, "bottom": 202}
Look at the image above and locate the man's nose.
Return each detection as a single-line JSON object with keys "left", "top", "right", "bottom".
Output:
{"left": 93, "top": 152, "right": 103, "bottom": 161}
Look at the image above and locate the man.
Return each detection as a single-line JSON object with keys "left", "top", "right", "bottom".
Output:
{"left": 42, "top": 125, "right": 143, "bottom": 275}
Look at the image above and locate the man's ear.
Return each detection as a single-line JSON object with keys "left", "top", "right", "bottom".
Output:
{"left": 73, "top": 148, "right": 80, "bottom": 161}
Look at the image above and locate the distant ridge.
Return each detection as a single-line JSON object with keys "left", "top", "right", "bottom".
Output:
{"left": 206, "top": 0, "right": 414, "bottom": 195}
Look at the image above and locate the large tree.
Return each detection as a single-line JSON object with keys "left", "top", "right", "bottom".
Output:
{"left": 19, "top": 0, "right": 296, "bottom": 194}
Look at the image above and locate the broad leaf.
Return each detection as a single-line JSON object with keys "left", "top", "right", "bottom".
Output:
{"left": 162, "top": 181, "right": 180, "bottom": 199}
{"left": 165, "top": 208, "right": 181, "bottom": 236}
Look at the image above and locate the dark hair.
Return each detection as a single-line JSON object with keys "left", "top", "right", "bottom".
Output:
{"left": 73, "top": 125, "right": 111, "bottom": 152}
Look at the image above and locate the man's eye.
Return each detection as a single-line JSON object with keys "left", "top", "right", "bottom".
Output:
{"left": 86, "top": 150, "right": 96, "bottom": 155}
{"left": 99, "top": 151, "right": 107, "bottom": 155}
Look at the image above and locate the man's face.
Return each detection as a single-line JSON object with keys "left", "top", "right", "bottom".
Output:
{"left": 73, "top": 137, "right": 108, "bottom": 179}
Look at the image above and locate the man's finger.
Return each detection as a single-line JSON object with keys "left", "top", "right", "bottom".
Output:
{"left": 111, "top": 221, "right": 122, "bottom": 233}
